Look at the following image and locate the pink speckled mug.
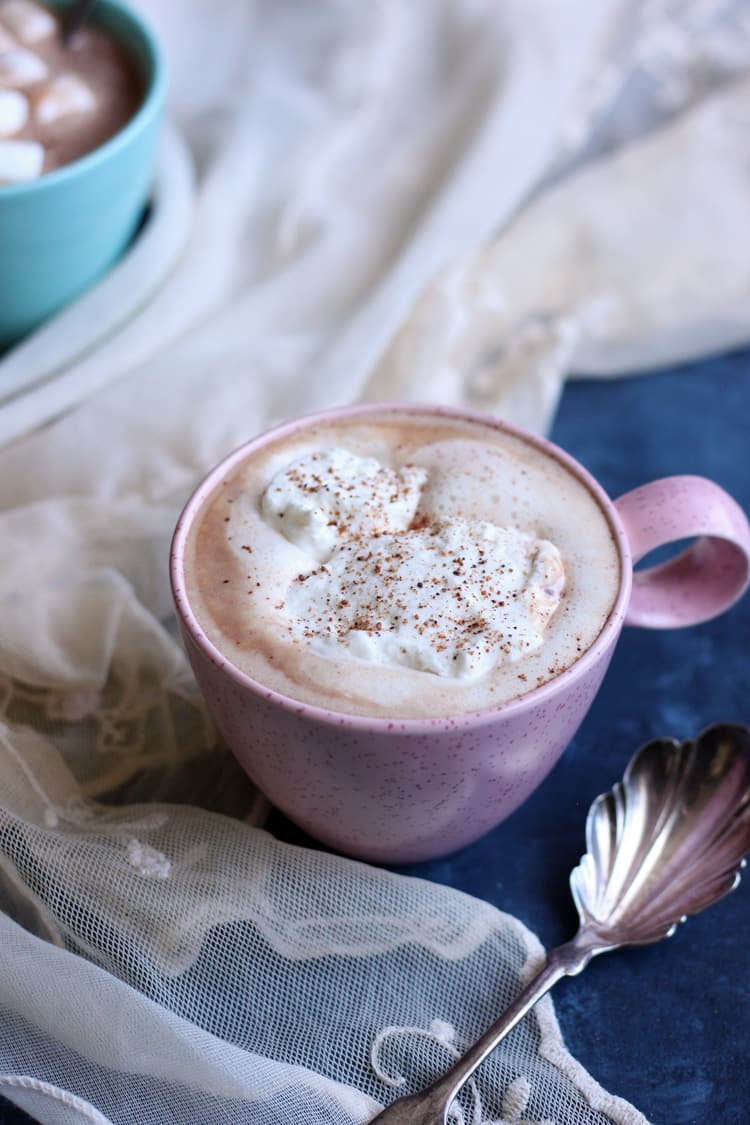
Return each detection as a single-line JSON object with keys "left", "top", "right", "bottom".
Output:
{"left": 170, "top": 404, "right": 750, "bottom": 863}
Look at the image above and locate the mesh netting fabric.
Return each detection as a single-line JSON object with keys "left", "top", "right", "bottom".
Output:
{"left": 0, "top": 725, "right": 645, "bottom": 1125}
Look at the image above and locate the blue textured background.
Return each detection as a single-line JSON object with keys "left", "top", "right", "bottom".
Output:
{"left": 2, "top": 348, "right": 748, "bottom": 1123}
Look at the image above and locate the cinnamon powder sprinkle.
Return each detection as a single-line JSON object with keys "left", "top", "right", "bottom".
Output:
{"left": 283, "top": 518, "right": 565, "bottom": 678}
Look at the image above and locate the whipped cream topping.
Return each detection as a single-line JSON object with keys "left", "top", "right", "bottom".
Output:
{"left": 284, "top": 518, "right": 565, "bottom": 679}
{"left": 261, "top": 448, "right": 427, "bottom": 563}
{"left": 258, "top": 448, "right": 566, "bottom": 680}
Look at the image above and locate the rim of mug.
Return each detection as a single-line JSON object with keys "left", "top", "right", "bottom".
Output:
{"left": 0, "top": 0, "right": 166, "bottom": 199}
{"left": 170, "top": 402, "right": 634, "bottom": 732}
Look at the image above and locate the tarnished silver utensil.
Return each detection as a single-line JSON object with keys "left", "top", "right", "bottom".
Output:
{"left": 370, "top": 723, "right": 750, "bottom": 1125}
{"left": 62, "top": 0, "right": 98, "bottom": 44}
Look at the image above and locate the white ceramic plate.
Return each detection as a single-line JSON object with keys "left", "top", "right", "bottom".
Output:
{"left": 0, "top": 121, "right": 194, "bottom": 445}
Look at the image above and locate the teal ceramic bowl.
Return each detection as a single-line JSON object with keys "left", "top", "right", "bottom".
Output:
{"left": 0, "top": 0, "right": 166, "bottom": 351}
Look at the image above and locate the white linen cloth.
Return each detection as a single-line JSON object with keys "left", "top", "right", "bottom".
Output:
{"left": 1, "top": 1, "right": 749, "bottom": 1121}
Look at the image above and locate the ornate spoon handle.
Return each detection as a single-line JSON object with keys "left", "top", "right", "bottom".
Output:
{"left": 370, "top": 931, "right": 601, "bottom": 1125}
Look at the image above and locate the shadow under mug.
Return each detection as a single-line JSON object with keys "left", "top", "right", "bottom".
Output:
{"left": 170, "top": 404, "right": 750, "bottom": 864}
{"left": 0, "top": 0, "right": 165, "bottom": 351}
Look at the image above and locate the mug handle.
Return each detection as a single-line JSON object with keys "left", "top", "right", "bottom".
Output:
{"left": 614, "top": 476, "right": 750, "bottom": 628}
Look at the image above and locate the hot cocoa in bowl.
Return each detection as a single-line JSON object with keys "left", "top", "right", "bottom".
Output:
{"left": 0, "top": 0, "right": 164, "bottom": 348}
{"left": 0, "top": 0, "right": 143, "bottom": 184}
{"left": 171, "top": 404, "right": 750, "bottom": 863}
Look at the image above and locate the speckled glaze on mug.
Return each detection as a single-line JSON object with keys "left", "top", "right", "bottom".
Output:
{"left": 170, "top": 404, "right": 750, "bottom": 863}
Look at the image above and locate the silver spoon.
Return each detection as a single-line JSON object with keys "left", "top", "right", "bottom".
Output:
{"left": 370, "top": 722, "right": 750, "bottom": 1124}
{"left": 62, "top": 0, "right": 98, "bottom": 45}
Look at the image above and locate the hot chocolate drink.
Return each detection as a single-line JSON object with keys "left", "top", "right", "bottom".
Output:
{"left": 0, "top": 0, "right": 143, "bottom": 184}
{"left": 184, "top": 412, "right": 621, "bottom": 720}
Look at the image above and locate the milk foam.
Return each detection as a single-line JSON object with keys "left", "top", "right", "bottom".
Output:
{"left": 187, "top": 414, "right": 621, "bottom": 719}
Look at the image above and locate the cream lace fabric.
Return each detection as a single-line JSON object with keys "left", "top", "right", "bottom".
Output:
{"left": 1, "top": 1, "right": 749, "bottom": 1121}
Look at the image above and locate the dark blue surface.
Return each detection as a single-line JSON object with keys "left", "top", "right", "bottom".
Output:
{"left": 1, "top": 349, "right": 748, "bottom": 1125}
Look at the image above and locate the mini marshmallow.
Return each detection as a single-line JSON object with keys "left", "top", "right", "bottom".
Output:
{"left": 0, "top": 21, "right": 16, "bottom": 50}
{"left": 0, "top": 137, "right": 43, "bottom": 182}
{"left": 34, "top": 72, "right": 95, "bottom": 125}
{"left": 0, "top": 0, "right": 57, "bottom": 44}
{"left": 0, "top": 45, "right": 47, "bottom": 87}
{"left": 0, "top": 87, "right": 27, "bottom": 134}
